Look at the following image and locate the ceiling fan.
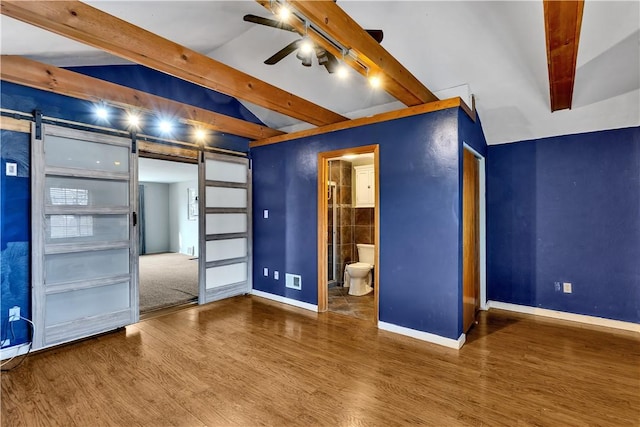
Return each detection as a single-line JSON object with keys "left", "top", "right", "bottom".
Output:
{"left": 243, "top": 14, "right": 383, "bottom": 73}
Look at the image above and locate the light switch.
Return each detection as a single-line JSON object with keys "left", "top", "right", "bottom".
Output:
{"left": 274, "top": 271, "right": 279, "bottom": 280}
{"left": 263, "top": 268, "right": 269, "bottom": 277}
{"left": 6, "top": 163, "right": 17, "bottom": 177}
{"left": 263, "top": 209, "right": 269, "bottom": 219}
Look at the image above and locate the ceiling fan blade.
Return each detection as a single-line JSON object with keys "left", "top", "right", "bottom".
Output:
{"left": 243, "top": 14, "right": 296, "bottom": 32}
{"left": 265, "top": 40, "right": 301, "bottom": 65}
{"left": 365, "top": 29, "right": 384, "bottom": 43}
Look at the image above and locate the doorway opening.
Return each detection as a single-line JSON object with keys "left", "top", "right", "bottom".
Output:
{"left": 318, "top": 145, "right": 379, "bottom": 322}
{"left": 138, "top": 156, "right": 199, "bottom": 315}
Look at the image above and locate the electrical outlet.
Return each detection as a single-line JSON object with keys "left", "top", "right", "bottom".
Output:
{"left": 263, "top": 267, "right": 269, "bottom": 277}
{"left": 563, "top": 282, "right": 572, "bottom": 293}
{"left": 8, "top": 306, "right": 20, "bottom": 322}
{"left": 1, "top": 339, "right": 10, "bottom": 347}
{"left": 6, "top": 162, "right": 17, "bottom": 176}
{"left": 274, "top": 271, "right": 279, "bottom": 280}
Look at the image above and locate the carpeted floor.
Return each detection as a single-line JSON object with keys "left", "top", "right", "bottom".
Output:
{"left": 139, "top": 252, "right": 198, "bottom": 313}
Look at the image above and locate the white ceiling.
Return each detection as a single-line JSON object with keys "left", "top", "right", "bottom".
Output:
{"left": 1, "top": 1, "right": 638, "bottom": 145}
{"left": 139, "top": 157, "right": 197, "bottom": 183}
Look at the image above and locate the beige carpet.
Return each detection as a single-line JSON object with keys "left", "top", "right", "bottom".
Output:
{"left": 139, "top": 252, "right": 198, "bottom": 313}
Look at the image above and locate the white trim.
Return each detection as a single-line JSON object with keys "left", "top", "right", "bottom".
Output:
{"left": 463, "top": 143, "right": 487, "bottom": 310}
{"left": 1, "top": 342, "right": 31, "bottom": 361}
{"left": 488, "top": 301, "right": 640, "bottom": 333}
{"left": 378, "top": 321, "right": 466, "bottom": 349}
{"left": 251, "top": 290, "right": 319, "bottom": 312}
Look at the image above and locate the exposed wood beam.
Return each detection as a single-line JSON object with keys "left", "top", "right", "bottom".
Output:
{"left": 250, "top": 97, "right": 468, "bottom": 148}
{"left": 259, "top": 0, "right": 438, "bottom": 106}
{"left": 0, "top": 0, "right": 348, "bottom": 126}
{"left": 0, "top": 55, "right": 283, "bottom": 140}
{"left": 0, "top": 116, "right": 30, "bottom": 133}
{"left": 543, "top": 0, "right": 584, "bottom": 111}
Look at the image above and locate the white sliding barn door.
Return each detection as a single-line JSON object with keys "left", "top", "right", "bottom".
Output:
{"left": 31, "top": 124, "right": 138, "bottom": 349}
{"left": 198, "top": 152, "right": 252, "bottom": 304}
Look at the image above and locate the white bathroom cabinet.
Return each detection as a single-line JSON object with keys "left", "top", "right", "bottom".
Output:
{"left": 354, "top": 164, "right": 375, "bottom": 207}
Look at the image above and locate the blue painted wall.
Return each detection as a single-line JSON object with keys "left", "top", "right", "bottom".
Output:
{"left": 1, "top": 65, "right": 255, "bottom": 153}
{"left": 252, "top": 108, "right": 464, "bottom": 339}
{"left": 66, "top": 64, "right": 263, "bottom": 126}
{"left": 487, "top": 126, "right": 640, "bottom": 323}
{"left": 0, "top": 130, "right": 31, "bottom": 346}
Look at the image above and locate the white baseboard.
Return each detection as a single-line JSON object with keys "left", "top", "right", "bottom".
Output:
{"left": 378, "top": 321, "right": 466, "bottom": 349}
{"left": 488, "top": 301, "right": 640, "bottom": 333}
{"left": 1, "top": 342, "right": 31, "bottom": 361}
{"left": 251, "top": 290, "right": 318, "bottom": 312}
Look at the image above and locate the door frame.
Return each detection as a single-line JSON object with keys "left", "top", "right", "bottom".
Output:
{"left": 462, "top": 143, "right": 487, "bottom": 311}
{"left": 317, "top": 144, "right": 379, "bottom": 322}
{"left": 136, "top": 152, "right": 199, "bottom": 316}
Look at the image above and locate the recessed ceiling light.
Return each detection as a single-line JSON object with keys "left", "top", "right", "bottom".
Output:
{"left": 159, "top": 119, "right": 173, "bottom": 134}
{"left": 95, "top": 105, "right": 108, "bottom": 120}
{"left": 194, "top": 128, "right": 207, "bottom": 142}
{"left": 127, "top": 112, "right": 141, "bottom": 128}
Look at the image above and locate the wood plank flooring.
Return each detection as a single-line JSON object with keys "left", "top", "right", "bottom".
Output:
{"left": 2, "top": 296, "right": 639, "bottom": 426}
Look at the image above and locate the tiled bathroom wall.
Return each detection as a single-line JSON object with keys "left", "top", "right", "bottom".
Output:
{"left": 328, "top": 160, "right": 376, "bottom": 285}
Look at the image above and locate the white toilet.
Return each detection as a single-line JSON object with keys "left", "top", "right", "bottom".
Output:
{"left": 344, "top": 244, "right": 375, "bottom": 296}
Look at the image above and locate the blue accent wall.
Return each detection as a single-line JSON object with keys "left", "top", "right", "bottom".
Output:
{"left": 1, "top": 66, "right": 254, "bottom": 153}
{"left": 1, "top": 130, "right": 31, "bottom": 346}
{"left": 487, "top": 126, "right": 640, "bottom": 323}
{"left": 66, "top": 64, "right": 263, "bottom": 126}
{"left": 252, "top": 108, "right": 464, "bottom": 339}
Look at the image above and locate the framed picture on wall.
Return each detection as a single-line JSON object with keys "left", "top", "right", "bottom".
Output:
{"left": 187, "top": 188, "right": 198, "bottom": 220}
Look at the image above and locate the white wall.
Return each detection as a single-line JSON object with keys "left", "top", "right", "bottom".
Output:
{"left": 141, "top": 182, "right": 170, "bottom": 254}
{"left": 169, "top": 180, "right": 199, "bottom": 257}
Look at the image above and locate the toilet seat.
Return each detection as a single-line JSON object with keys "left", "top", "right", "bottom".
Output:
{"left": 348, "top": 262, "right": 372, "bottom": 270}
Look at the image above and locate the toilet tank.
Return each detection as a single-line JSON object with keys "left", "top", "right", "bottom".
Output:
{"left": 356, "top": 244, "right": 375, "bottom": 265}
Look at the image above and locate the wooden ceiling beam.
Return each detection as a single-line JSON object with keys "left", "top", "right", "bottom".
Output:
{"left": 543, "top": 0, "right": 584, "bottom": 111}
{"left": 0, "top": 0, "right": 348, "bottom": 126}
{"left": 1, "top": 55, "right": 284, "bottom": 140}
{"left": 262, "top": 0, "right": 439, "bottom": 106}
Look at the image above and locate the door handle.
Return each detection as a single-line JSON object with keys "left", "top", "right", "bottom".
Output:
{"left": 132, "top": 212, "right": 137, "bottom": 227}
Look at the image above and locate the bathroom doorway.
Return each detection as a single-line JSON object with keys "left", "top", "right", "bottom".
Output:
{"left": 317, "top": 145, "right": 379, "bottom": 322}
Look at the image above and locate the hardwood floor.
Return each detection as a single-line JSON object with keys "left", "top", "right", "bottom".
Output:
{"left": 2, "top": 296, "right": 639, "bottom": 426}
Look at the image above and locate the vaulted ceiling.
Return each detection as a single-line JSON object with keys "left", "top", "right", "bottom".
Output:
{"left": 1, "top": 1, "right": 638, "bottom": 145}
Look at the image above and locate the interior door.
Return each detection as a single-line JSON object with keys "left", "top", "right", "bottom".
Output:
{"left": 462, "top": 148, "right": 480, "bottom": 333}
{"left": 31, "top": 123, "right": 138, "bottom": 349}
{"left": 198, "top": 152, "right": 252, "bottom": 304}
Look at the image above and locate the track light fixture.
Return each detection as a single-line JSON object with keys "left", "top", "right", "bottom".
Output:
{"left": 267, "top": 0, "right": 374, "bottom": 79}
